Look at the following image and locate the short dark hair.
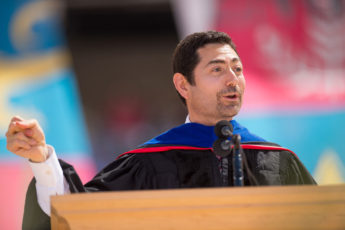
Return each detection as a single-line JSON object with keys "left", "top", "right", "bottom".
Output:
{"left": 172, "top": 31, "right": 238, "bottom": 105}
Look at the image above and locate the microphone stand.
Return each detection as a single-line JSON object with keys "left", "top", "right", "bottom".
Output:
{"left": 232, "top": 134, "right": 244, "bottom": 187}
{"left": 212, "top": 120, "right": 244, "bottom": 187}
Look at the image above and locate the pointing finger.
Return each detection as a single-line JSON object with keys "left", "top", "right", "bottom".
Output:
{"left": 11, "top": 116, "right": 24, "bottom": 123}
{"left": 14, "top": 119, "right": 39, "bottom": 130}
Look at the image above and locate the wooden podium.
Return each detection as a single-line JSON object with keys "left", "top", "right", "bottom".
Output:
{"left": 51, "top": 184, "right": 345, "bottom": 230}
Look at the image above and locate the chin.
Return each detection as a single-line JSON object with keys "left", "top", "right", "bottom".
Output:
{"left": 220, "top": 107, "right": 240, "bottom": 118}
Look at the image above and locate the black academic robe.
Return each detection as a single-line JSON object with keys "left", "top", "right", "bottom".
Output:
{"left": 22, "top": 121, "right": 316, "bottom": 229}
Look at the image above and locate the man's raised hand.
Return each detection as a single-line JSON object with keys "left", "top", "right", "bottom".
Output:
{"left": 6, "top": 116, "right": 48, "bottom": 163}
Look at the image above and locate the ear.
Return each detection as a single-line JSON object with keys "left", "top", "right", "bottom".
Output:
{"left": 173, "top": 73, "right": 190, "bottom": 100}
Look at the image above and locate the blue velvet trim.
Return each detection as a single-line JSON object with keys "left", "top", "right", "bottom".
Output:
{"left": 141, "top": 120, "right": 266, "bottom": 148}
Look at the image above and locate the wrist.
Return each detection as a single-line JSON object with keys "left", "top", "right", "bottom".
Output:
{"left": 29, "top": 145, "right": 49, "bottom": 163}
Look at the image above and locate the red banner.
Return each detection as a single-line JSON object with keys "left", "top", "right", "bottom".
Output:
{"left": 216, "top": 0, "right": 345, "bottom": 112}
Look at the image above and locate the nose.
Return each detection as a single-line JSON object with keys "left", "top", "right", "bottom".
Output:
{"left": 224, "top": 68, "right": 238, "bottom": 87}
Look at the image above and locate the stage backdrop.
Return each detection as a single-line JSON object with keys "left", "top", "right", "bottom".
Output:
{"left": 0, "top": 0, "right": 95, "bottom": 229}
{"left": 216, "top": 0, "right": 345, "bottom": 184}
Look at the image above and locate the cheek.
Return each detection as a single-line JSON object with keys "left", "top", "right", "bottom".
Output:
{"left": 239, "top": 76, "right": 246, "bottom": 92}
{"left": 190, "top": 84, "right": 215, "bottom": 103}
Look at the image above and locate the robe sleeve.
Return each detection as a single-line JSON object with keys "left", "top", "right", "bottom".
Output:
{"left": 22, "top": 154, "right": 154, "bottom": 230}
{"left": 279, "top": 150, "right": 317, "bottom": 185}
{"left": 22, "top": 178, "right": 51, "bottom": 230}
{"left": 84, "top": 154, "right": 157, "bottom": 191}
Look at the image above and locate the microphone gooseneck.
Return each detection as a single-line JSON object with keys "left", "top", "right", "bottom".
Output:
{"left": 232, "top": 134, "right": 244, "bottom": 186}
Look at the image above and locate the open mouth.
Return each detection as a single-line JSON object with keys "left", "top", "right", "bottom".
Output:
{"left": 226, "top": 95, "right": 237, "bottom": 99}
{"left": 224, "top": 93, "right": 239, "bottom": 99}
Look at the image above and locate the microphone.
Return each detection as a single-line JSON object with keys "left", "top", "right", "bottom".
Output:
{"left": 213, "top": 120, "right": 258, "bottom": 186}
{"left": 214, "top": 120, "right": 233, "bottom": 138}
{"left": 213, "top": 120, "right": 234, "bottom": 186}
{"left": 213, "top": 120, "right": 233, "bottom": 157}
{"left": 212, "top": 138, "right": 232, "bottom": 157}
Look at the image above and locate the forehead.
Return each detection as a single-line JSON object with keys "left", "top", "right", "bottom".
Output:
{"left": 197, "top": 43, "right": 240, "bottom": 64}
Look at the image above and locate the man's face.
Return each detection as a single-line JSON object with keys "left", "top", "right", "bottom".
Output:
{"left": 186, "top": 43, "right": 245, "bottom": 125}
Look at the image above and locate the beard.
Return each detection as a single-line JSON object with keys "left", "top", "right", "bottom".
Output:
{"left": 216, "top": 85, "right": 243, "bottom": 118}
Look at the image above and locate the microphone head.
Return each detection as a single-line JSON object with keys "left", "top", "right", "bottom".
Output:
{"left": 212, "top": 138, "right": 231, "bottom": 157}
{"left": 214, "top": 120, "right": 233, "bottom": 138}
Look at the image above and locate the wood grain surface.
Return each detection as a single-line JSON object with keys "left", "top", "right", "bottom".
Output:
{"left": 51, "top": 184, "right": 345, "bottom": 230}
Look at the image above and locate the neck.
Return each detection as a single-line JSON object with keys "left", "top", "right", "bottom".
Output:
{"left": 188, "top": 114, "right": 233, "bottom": 126}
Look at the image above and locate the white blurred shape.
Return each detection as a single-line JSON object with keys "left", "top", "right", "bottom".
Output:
{"left": 170, "top": 0, "right": 217, "bottom": 39}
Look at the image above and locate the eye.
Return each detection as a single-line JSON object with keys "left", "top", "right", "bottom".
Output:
{"left": 234, "top": 66, "right": 242, "bottom": 73}
{"left": 212, "top": 66, "right": 223, "bottom": 72}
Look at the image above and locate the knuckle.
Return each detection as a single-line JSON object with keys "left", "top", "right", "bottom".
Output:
{"left": 6, "top": 142, "right": 14, "bottom": 152}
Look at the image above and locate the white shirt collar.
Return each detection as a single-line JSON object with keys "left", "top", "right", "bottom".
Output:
{"left": 185, "top": 115, "right": 191, "bottom": 123}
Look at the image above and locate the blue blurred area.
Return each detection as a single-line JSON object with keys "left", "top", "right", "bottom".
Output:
{"left": 0, "top": 0, "right": 64, "bottom": 57}
{"left": 239, "top": 110, "right": 345, "bottom": 174}
{"left": 0, "top": 70, "right": 91, "bottom": 158}
{"left": 0, "top": 0, "right": 90, "bottom": 159}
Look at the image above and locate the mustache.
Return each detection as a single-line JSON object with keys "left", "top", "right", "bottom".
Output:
{"left": 217, "top": 85, "right": 240, "bottom": 96}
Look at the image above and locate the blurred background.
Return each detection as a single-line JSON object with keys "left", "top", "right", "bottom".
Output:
{"left": 0, "top": 0, "right": 344, "bottom": 228}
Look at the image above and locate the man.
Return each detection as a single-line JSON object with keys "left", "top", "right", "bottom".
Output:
{"left": 6, "top": 31, "right": 316, "bottom": 229}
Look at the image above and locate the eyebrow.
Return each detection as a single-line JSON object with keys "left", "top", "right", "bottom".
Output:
{"left": 205, "top": 58, "right": 241, "bottom": 67}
